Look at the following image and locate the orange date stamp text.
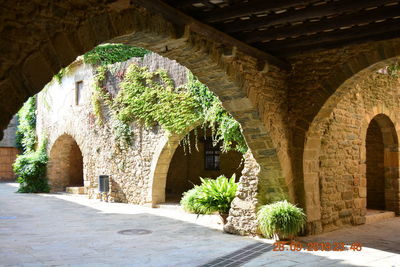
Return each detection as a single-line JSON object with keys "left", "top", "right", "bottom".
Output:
{"left": 273, "top": 241, "right": 362, "bottom": 252}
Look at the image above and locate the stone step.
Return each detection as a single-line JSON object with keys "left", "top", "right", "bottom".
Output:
{"left": 153, "top": 202, "right": 182, "bottom": 210}
{"left": 365, "top": 209, "right": 395, "bottom": 224}
{"left": 65, "top": 186, "right": 85, "bottom": 195}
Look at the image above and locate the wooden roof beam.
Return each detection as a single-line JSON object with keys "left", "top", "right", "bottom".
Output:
{"left": 257, "top": 18, "right": 400, "bottom": 53}
{"left": 202, "top": 0, "right": 320, "bottom": 23}
{"left": 240, "top": 3, "right": 400, "bottom": 44}
{"left": 132, "top": 0, "right": 291, "bottom": 70}
{"left": 217, "top": 0, "right": 399, "bottom": 33}
{"left": 277, "top": 31, "right": 400, "bottom": 56}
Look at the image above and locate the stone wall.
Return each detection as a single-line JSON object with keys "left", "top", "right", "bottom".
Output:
{"left": 37, "top": 53, "right": 188, "bottom": 204}
{"left": 307, "top": 68, "right": 400, "bottom": 233}
{"left": 0, "top": 115, "right": 18, "bottom": 148}
{"left": 36, "top": 53, "right": 257, "bottom": 222}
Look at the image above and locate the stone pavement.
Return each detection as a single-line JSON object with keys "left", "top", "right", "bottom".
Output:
{"left": 1, "top": 182, "right": 400, "bottom": 267}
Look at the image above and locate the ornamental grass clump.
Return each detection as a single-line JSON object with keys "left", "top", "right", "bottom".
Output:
{"left": 257, "top": 200, "right": 306, "bottom": 240}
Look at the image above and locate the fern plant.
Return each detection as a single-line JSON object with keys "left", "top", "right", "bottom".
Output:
{"left": 195, "top": 174, "right": 238, "bottom": 215}
{"left": 257, "top": 200, "right": 306, "bottom": 240}
{"left": 180, "top": 174, "right": 238, "bottom": 216}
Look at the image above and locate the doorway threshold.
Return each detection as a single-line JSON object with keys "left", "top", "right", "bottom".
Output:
{"left": 366, "top": 209, "right": 395, "bottom": 224}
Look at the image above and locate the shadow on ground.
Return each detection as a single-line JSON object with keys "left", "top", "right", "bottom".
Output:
{"left": 1, "top": 182, "right": 398, "bottom": 266}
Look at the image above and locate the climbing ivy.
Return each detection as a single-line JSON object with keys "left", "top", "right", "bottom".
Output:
{"left": 83, "top": 44, "right": 150, "bottom": 66}
{"left": 93, "top": 62, "right": 247, "bottom": 153}
{"left": 387, "top": 62, "right": 400, "bottom": 78}
{"left": 84, "top": 44, "right": 247, "bottom": 153}
{"left": 115, "top": 65, "right": 200, "bottom": 134}
{"left": 14, "top": 96, "right": 50, "bottom": 193}
{"left": 15, "top": 97, "right": 36, "bottom": 153}
{"left": 186, "top": 73, "right": 247, "bottom": 153}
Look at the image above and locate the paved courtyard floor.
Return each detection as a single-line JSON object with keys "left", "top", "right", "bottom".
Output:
{"left": 1, "top": 182, "right": 400, "bottom": 267}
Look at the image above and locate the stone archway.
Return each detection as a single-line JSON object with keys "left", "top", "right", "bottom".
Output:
{"left": 303, "top": 57, "right": 400, "bottom": 234}
{"left": 365, "top": 114, "right": 399, "bottom": 213}
{"left": 47, "top": 134, "right": 84, "bottom": 192}
{"left": 1, "top": 3, "right": 292, "bottom": 206}
{"left": 148, "top": 135, "right": 181, "bottom": 206}
{"left": 290, "top": 40, "right": 400, "bottom": 220}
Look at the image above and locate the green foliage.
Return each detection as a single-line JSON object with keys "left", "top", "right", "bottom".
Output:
{"left": 91, "top": 65, "right": 108, "bottom": 124}
{"left": 14, "top": 96, "right": 49, "bottom": 193}
{"left": 257, "top": 200, "right": 306, "bottom": 240}
{"left": 195, "top": 174, "right": 238, "bottom": 214}
{"left": 180, "top": 174, "right": 238, "bottom": 215}
{"left": 110, "top": 64, "right": 247, "bottom": 153}
{"left": 115, "top": 64, "right": 200, "bottom": 135}
{"left": 187, "top": 72, "right": 247, "bottom": 153}
{"left": 54, "top": 68, "right": 66, "bottom": 84}
{"left": 15, "top": 97, "right": 36, "bottom": 153}
{"left": 387, "top": 62, "right": 400, "bottom": 78}
{"left": 180, "top": 186, "right": 205, "bottom": 214}
{"left": 83, "top": 44, "right": 150, "bottom": 66}
{"left": 87, "top": 45, "right": 247, "bottom": 153}
{"left": 13, "top": 140, "right": 49, "bottom": 193}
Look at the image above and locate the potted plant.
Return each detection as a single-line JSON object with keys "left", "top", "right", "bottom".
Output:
{"left": 180, "top": 174, "right": 238, "bottom": 224}
{"left": 257, "top": 200, "right": 306, "bottom": 240}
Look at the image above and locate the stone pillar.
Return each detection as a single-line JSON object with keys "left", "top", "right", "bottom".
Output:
{"left": 224, "top": 151, "right": 259, "bottom": 235}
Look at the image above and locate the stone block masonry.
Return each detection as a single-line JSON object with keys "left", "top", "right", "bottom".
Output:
{"left": 36, "top": 53, "right": 265, "bottom": 235}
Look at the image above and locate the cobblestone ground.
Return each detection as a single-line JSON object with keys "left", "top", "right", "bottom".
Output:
{"left": 1, "top": 183, "right": 399, "bottom": 267}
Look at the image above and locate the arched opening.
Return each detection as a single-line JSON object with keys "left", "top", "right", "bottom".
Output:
{"left": 366, "top": 119, "right": 385, "bottom": 210}
{"left": 366, "top": 114, "right": 399, "bottom": 213}
{"left": 302, "top": 57, "right": 400, "bottom": 234}
{"left": 165, "top": 127, "right": 244, "bottom": 202}
{"left": 47, "top": 134, "right": 84, "bottom": 192}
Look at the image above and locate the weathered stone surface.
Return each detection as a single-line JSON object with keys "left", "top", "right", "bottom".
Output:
{"left": 304, "top": 68, "right": 400, "bottom": 233}
{"left": 224, "top": 151, "right": 259, "bottom": 235}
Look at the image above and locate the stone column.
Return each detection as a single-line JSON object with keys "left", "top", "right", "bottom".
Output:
{"left": 224, "top": 151, "right": 259, "bottom": 235}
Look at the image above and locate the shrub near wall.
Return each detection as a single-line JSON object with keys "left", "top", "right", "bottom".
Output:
{"left": 13, "top": 96, "right": 49, "bottom": 193}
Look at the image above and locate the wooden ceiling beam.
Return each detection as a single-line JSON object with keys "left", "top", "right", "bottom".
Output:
{"left": 240, "top": 4, "right": 400, "bottom": 44}
{"left": 132, "top": 0, "right": 291, "bottom": 70}
{"left": 273, "top": 31, "right": 400, "bottom": 56}
{"left": 257, "top": 18, "right": 400, "bottom": 52}
{"left": 216, "top": 0, "right": 399, "bottom": 34}
{"left": 165, "top": 0, "right": 209, "bottom": 9}
{"left": 202, "top": 0, "right": 319, "bottom": 23}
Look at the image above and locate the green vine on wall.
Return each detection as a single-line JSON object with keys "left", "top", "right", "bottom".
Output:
{"left": 91, "top": 61, "right": 247, "bottom": 153}
{"left": 14, "top": 96, "right": 50, "bottom": 193}
{"left": 15, "top": 96, "right": 37, "bottom": 153}
{"left": 83, "top": 44, "right": 150, "bottom": 65}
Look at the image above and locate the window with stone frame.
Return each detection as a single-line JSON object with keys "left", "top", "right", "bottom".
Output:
{"left": 75, "top": 81, "right": 83, "bottom": 105}
{"left": 204, "top": 138, "right": 220, "bottom": 170}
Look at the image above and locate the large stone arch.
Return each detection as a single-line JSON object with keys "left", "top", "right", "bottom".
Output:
{"left": 289, "top": 39, "right": 400, "bottom": 211}
{"left": 3, "top": 3, "right": 293, "bottom": 205}
{"left": 47, "top": 134, "right": 85, "bottom": 192}
{"left": 303, "top": 56, "right": 400, "bottom": 233}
